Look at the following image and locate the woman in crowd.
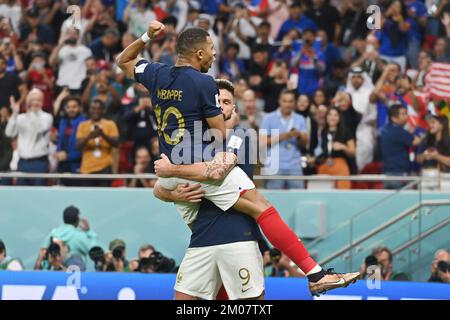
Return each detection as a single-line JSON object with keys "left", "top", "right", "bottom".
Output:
{"left": 316, "top": 106, "right": 356, "bottom": 189}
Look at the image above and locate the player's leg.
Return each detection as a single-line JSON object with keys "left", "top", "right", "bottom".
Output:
{"left": 215, "top": 241, "right": 265, "bottom": 300}
{"left": 233, "top": 190, "right": 359, "bottom": 296}
{"left": 174, "top": 246, "right": 221, "bottom": 300}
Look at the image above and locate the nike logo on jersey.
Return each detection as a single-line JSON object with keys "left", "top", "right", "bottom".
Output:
{"left": 241, "top": 287, "right": 253, "bottom": 293}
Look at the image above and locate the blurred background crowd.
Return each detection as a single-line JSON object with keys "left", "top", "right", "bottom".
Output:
{"left": 1, "top": 205, "right": 449, "bottom": 283}
{"left": 0, "top": 0, "right": 450, "bottom": 190}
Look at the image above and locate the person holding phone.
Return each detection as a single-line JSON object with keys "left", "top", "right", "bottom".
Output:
{"left": 76, "top": 99, "right": 119, "bottom": 187}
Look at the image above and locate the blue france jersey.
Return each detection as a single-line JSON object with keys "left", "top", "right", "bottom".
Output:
{"left": 189, "top": 127, "right": 263, "bottom": 248}
{"left": 134, "top": 60, "right": 223, "bottom": 164}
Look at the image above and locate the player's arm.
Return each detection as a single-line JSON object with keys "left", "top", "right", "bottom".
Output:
{"left": 115, "top": 21, "right": 165, "bottom": 79}
{"left": 153, "top": 181, "right": 205, "bottom": 203}
{"left": 205, "top": 113, "right": 227, "bottom": 139}
{"left": 155, "top": 152, "right": 237, "bottom": 183}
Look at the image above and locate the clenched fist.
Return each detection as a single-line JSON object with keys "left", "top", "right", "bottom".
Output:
{"left": 147, "top": 21, "right": 165, "bottom": 40}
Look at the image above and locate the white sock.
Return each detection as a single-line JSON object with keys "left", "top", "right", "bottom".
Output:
{"left": 306, "top": 265, "right": 323, "bottom": 276}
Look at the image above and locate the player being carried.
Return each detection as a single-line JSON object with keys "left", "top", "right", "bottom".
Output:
{"left": 116, "top": 21, "right": 359, "bottom": 296}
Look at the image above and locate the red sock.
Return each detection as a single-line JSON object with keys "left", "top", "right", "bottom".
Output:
{"left": 216, "top": 285, "right": 229, "bottom": 300}
{"left": 256, "top": 206, "right": 318, "bottom": 274}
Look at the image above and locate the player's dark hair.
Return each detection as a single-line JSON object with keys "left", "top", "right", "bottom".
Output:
{"left": 176, "top": 27, "right": 210, "bottom": 56}
{"left": 215, "top": 79, "right": 234, "bottom": 96}
{"left": 388, "top": 104, "right": 406, "bottom": 121}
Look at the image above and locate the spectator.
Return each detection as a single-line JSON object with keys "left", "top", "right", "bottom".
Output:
{"left": 0, "top": 0, "right": 21, "bottom": 35}
{"left": 35, "top": 237, "right": 83, "bottom": 271}
{"left": 346, "top": 67, "right": 377, "bottom": 172}
{"left": 38, "top": 205, "right": 98, "bottom": 267}
{"left": 49, "top": 27, "right": 92, "bottom": 95}
{"left": 123, "top": 0, "right": 157, "bottom": 38}
{"left": 377, "top": 0, "right": 411, "bottom": 71}
{"left": 323, "top": 60, "right": 348, "bottom": 98}
{"left": 428, "top": 249, "right": 450, "bottom": 283}
{"left": 79, "top": 57, "right": 98, "bottom": 97}
{"left": 313, "top": 88, "right": 328, "bottom": 107}
{"left": 76, "top": 99, "right": 119, "bottom": 187}
{"left": 306, "top": 0, "right": 341, "bottom": 44}
{"left": 351, "top": 33, "right": 385, "bottom": 84}
{"left": 227, "top": 4, "right": 257, "bottom": 61}
{"left": 19, "top": 7, "right": 55, "bottom": 51}
{"left": 372, "top": 246, "right": 411, "bottom": 281}
{"left": 291, "top": 28, "right": 325, "bottom": 96}
{"left": 370, "top": 63, "right": 402, "bottom": 131}
{"left": 129, "top": 243, "right": 155, "bottom": 271}
{"left": 413, "top": 51, "right": 432, "bottom": 90}
{"left": 221, "top": 42, "right": 245, "bottom": 82}
{"left": 406, "top": 0, "right": 428, "bottom": 69}
{"left": 125, "top": 94, "right": 157, "bottom": 154}
{"left": 246, "top": 44, "right": 270, "bottom": 95}
{"left": 260, "top": 89, "right": 308, "bottom": 189}
{"left": 380, "top": 104, "right": 422, "bottom": 189}
{"left": 25, "top": 52, "right": 55, "bottom": 113}
{"left": 340, "top": 0, "right": 370, "bottom": 46}
{"left": 417, "top": 116, "right": 450, "bottom": 183}
{"left": 316, "top": 29, "right": 342, "bottom": 76}
{"left": 0, "top": 105, "right": 12, "bottom": 184}
{"left": 433, "top": 37, "right": 450, "bottom": 63}
{"left": 55, "top": 96, "right": 87, "bottom": 185}
{"left": 89, "top": 28, "right": 120, "bottom": 63}
{"left": 296, "top": 94, "right": 319, "bottom": 175}
{"left": 104, "top": 239, "right": 129, "bottom": 272}
{"left": 81, "top": 70, "right": 121, "bottom": 113}
{"left": 152, "top": 34, "right": 177, "bottom": 66}
{"left": 277, "top": 2, "right": 317, "bottom": 41}
{"left": 128, "top": 146, "right": 156, "bottom": 188}
{"left": 0, "top": 36, "right": 22, "bottom": 72}
{"left": 260, "top": 59, "right": 289, "bottom": 113}
{"left": 0, "top": 53, "right": 27, "bottom": 108}
{"left": 5, "top": 88, "right": 53, "bottom": 186}
{"left": 265, "top": 248, "right": 304, "bottom": 278}
{"left": 239, "top": 89, "right": 265, "bottom": 131}
{"left": 316, "top": 106, "right": 356, "bottom": 189}
{"left": 332, "top": 91, "right": 361, "bottom": 139}
{"left": 0, "top": 239, "right": 23, "bottom": 270}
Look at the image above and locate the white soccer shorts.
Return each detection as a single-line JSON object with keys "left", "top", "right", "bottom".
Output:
{"left": 158, "top": 166, "right": 255, "bottom": 225}
{"left": 174, "top": 241, "right": 265, "bottom": 300}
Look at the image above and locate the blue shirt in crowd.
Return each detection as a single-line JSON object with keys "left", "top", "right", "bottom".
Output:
{"left": 380, "top": 122, "right": 414, "bottom": 173}
{"left": 378, "top": 18, "right": 411, "bottom": 57}
{"left": 260, "top": 110, "right": 307, "bottom": 171}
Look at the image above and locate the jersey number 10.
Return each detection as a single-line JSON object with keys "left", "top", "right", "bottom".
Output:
{"left": 154, "top": 105, "right": 186, "bottom": 145}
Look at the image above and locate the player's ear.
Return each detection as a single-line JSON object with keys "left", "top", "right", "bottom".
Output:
{"left": 195, "top": 49, "right": 204, "bottom": 61}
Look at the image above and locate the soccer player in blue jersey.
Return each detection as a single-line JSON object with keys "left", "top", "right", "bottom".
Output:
{"left": 155, "top": 79, "right": 266, "bottom": 300}
{"left": 116, "top": 21, "right": 359, "bottom": 296}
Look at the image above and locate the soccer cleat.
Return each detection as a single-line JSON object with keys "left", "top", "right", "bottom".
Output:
{"left": 309, "top": 268, "right": 360, "bottom": 297}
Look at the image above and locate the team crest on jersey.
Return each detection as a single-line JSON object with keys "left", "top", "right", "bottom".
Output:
{"left": 135, "top": 63, "right": 148, "bottom": 74}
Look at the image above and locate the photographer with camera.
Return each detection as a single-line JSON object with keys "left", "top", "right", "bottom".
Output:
{"left": 103, "top": 239, "right": 130, "bottom": 272}
{"left": 264, "top": 248, "right": 305, "bottom": 278}
{"left": 372, "top": 246, "right": 410, "bottom": 281}
{"left": 428, "top": 249, "right": 450, "bottom": 283}
{"left": 37, "top": 205, "right": 99, "bottom": 269}
{"left": 0, "top": 239, "right": 24, "bottom": 270}
{"left": 35, "top": 237, "right": 70, "bottom": 271}
{"left": 129, "top": 244, "right": 155, "bottom": 271}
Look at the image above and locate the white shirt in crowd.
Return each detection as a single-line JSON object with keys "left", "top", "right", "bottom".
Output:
{"left": 5, "top": 110, "right": 53, "bottom": 160}
{"left": 0, "top": 3, "right": 22, "bottom": 35}
{"left": 56, "top": 45, "right": 92, "bottom": 90}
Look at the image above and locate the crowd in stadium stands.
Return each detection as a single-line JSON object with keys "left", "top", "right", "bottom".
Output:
{"left": 1, "top": 205, "right": 449, "bottom": 283}
{"left": 1, "top": 0, "right": 450, "bottom": 190}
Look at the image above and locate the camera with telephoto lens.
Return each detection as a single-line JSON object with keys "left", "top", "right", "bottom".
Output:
{"left": 438, "top": 261, "right": 450, "bottom": 273}
{"left": 89, "top": 246, "right": 106, "bottom": 271}
{"left": 46, "top": 237, "right": 61, "bottom": 259}
{"left": 143, "top": 251, "right": 175, "bottom": 273}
